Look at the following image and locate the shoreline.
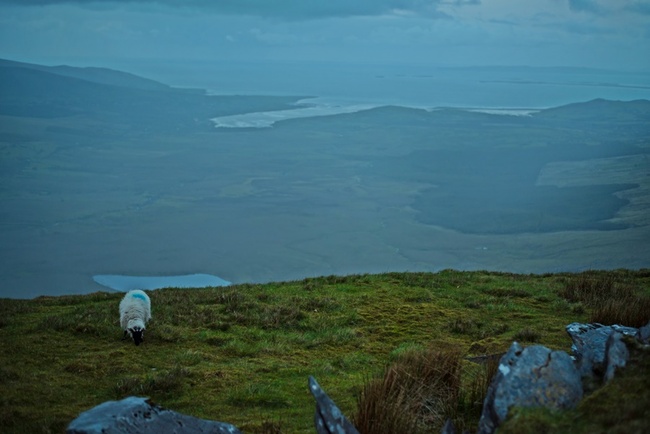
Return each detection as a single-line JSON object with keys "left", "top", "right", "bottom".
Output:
{"left": 210, "top": 100, "right": 543, "bottom": 129}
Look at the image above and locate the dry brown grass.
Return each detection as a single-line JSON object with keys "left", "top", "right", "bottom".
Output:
{"left": 353, "top": 346, "right": 503, "bottom": 434}
{"left": 353, "top": 348, "right": 463, "bottom": 434}
{"left": 590, "top": 297, "right": 650, "bottom": 328}
{"left": 559, "top": 272, "right": 650, "bottom": 328}
{"left": 513, "top": 327, "right": 542, "bottom": 343}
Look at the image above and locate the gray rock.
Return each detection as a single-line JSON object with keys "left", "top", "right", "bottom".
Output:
{"left": 604, "top": 331, "right": 629, "bottom": 382}
{"left": 441, "top": 418, "right": 456, "bottom": 434}
{"left": 611, "top": 324, "right": 640, "bottom": 337}
{"left": 66, "top": 396, "right": 241, "bottom": 434}
{"left": 477, "top": 342, "right": 583, "bottom": 434}
{"left": 309, "top": 376, "right": 359, "bottom": 434}
{"left": 638, "top": 321, "right": 650, "bottom": 344}
{"left": 477, "top": 342, "right": 523, "bottom": 434}
{"left": 566, "top": 322, "right": 638, "bottom": 378}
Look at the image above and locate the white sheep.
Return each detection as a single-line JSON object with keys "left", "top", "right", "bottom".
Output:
{"left": 119, "top": 290, "right": 151, "bottom": 346}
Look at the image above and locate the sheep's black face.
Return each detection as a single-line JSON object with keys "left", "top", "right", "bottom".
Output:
{"left": 130, "top": 327, "right": 144, "bottom": 346}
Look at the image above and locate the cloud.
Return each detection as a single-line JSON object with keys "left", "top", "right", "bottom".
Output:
{"left": 567, "top": 0, "right": 650, "bottom": 17}
{"left": 0, "top": 0, "right": 463, "bottom": 19}
{"left": 625, "top": 1, "right": 650, "bottom": 15}
{"left": 568, "top": 0, "right": 602, "bottom": 14}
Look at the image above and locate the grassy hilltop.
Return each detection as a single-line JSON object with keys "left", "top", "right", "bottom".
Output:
{"left": 1, "top": 270, "right": 649, "bottom": 433}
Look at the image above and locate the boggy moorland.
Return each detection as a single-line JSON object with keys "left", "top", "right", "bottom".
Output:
{"left": 1, "top": 59, "right": 650, "bottom": 298}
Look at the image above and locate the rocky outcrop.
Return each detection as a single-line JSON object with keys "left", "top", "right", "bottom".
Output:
{"left": 450, "top": 320, "right": 649, "bottom": 434}
{"left": 638, "top": 321, "right": 650, "bottom": 344}
{"left": 66, "top": 396, "right": 241, "bottom": 434}
{"left": 566, "top": 322, "right": 638, "bottom": 380}
{"left": 476, "top": 343, "right": 583, "bottom": 434}
{"left": 604, "top": 331, "right": 629, "bottom": 382}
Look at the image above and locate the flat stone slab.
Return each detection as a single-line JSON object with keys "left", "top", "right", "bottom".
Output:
{"left": 66, "top": 396, "right": 241, "bottom": 434}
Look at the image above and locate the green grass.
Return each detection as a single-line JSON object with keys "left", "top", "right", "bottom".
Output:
{"left": 0, "top": 270, "right": 649, "bottom": 433}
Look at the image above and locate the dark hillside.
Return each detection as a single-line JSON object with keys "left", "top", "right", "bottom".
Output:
{"left": 0, "top": 58, "right": 171, "bottom": 91}
{"left": 533, "top": 98, "right": 650, "bottom": 138}
{"left": 0, "top": 63, "right": 302, "bottom": 131}
{"left": 360, "top": 100, "right": 650, "bottom": 234}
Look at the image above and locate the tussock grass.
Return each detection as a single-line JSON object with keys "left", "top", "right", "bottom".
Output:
{"left": 0, "top": 299, "right": 34, "bottom": 328}
{"left": 558, "top": 270, "right": 650, "bottom": 327}
{"left": 559, "top": 272, "right": 628, "bottom": 305}
{"left": 227, "top": 382, "right": 292, "bottom": 409}
{"left": 446, "top": 318, "right": 510, "bottom": 340}
{"left": 0, "top": 270, "right": 648, "bottom": 433}
{"left": 114, "top": 365, "right": 190, "bottom": 398}
{"left": 482, "top": 287, "right": 532, "bottom": 298}
{"left": 590, "top": 297, "right": 650, "bottom": 328}
{"left": 0, "top": 366, "right": 20, "bottom": 383}
{"left": 513, "top": 327, "right": 542, "bottom": 343}
{"left": 455, "top": 355, "right": 501, "bottom": 432}
{"left": 353, "top": 346, "right": 501, "bottom": 434}
{"left": 354, "top": 348, "right": 463, "bottom": 434}
{"left": 35, "top": 304, "right": 116, "bottom": 337}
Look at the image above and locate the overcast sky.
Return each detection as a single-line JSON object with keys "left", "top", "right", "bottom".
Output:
{"left": 0, "top": 0, "right": 649, "bottom": 72}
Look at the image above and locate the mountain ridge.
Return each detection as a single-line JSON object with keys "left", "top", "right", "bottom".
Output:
{"left": 0, "top": 58, "right": 171, "bottom": 91}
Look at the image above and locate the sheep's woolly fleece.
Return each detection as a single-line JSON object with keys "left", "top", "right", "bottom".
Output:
{"left": 119, "top": 290, "right": 151, "bottom": 344}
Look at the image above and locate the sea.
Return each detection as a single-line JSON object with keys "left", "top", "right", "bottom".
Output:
{"left": 147, "top": 61, "right": 650, "bottom": 125}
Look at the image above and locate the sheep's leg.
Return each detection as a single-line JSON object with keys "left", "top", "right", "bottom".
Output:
{"left": 121, "top": 330, "right": 129, "bottom": 341}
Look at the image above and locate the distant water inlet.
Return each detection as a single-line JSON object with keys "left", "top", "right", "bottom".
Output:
{"left": 210, "top": 100, "right": 542, "bottom": 129}
{"left": 93, "top": 274, "right": 231, "bottom": 291}
{"left": 211, "top": 100, "right": 378, "bottom": 128}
